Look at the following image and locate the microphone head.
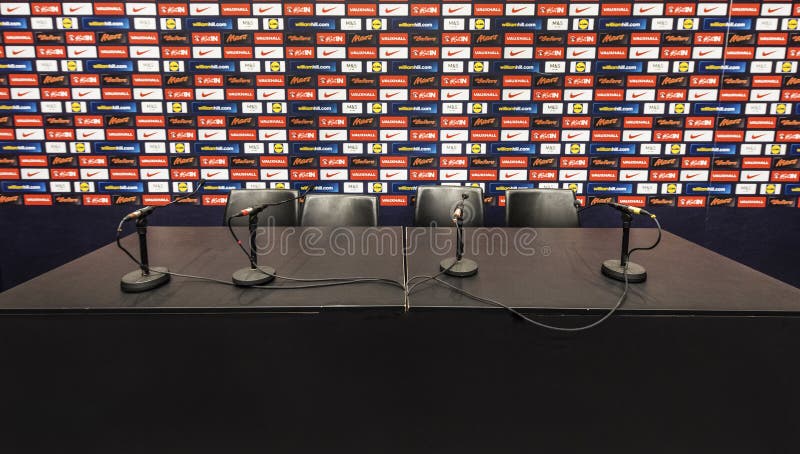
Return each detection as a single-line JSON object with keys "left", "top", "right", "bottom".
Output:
{"left": 462, "top": 193, "right": 469, "bottom": 200}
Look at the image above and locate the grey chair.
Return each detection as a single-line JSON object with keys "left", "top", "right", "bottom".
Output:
{"left": 505, "top": 189, "right": 580, "bottom": 227}
{"left": 300, "top": 194, "right": 378, "bottom": 226}
{"left": 414, "top": 185, "right": 484, "bottom": 227}
{"left": 224, "top": 189, "right": 299, "bottom": 226}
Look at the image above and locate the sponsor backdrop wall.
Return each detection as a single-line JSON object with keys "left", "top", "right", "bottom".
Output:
{"left": 0, "top": 1, "right": 798, "bottom": 290}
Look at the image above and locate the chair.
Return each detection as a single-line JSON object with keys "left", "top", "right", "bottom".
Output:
{"left": 223, "top": 189, "right": 299, "bottom": 227}
{"left": 414, "top": 185, "right": 484, "bottom": 227}
{"left": 505, "top": 189, "right": 580, "bottom": 227}
{"left": 300, "top": 194, "right": 378, "bottom": 227}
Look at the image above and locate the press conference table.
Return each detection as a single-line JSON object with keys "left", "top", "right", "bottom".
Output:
{"left": 2, "top": 226, "right": 800, "bottom": 454}
{"left": 0, "top": 226, "right": 798, "bottom": 313}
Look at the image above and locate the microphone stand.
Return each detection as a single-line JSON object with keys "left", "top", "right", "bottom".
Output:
{"left": 231, "top": 205, "right": 276, "bottom": 286}
{"left": 439, "top": 196, "right": 479, "bottom": 277}
{"left": 120, "top": 211, "right": 170, "bottom": 292}
{"left": 601, "top": 211, "right": 647, "bottom": 283}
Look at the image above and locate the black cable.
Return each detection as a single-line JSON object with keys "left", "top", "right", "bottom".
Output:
{"left": 407, "top": 216, "right": 663, "bottom": 332}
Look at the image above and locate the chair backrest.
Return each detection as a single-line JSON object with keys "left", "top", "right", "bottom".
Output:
{"left": 414, "top": 185, "right": 484, "bottom": 227}
{"left": 300, "top": 194, "right": 378, "bottom": 227}
{"left": 224, "top": 189, "right": 299, "bottom": 226}
{"left": 505, "top": 188, "right": 580, "bottom": 228}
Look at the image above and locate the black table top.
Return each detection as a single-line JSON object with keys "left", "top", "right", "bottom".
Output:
{"left": 0, "top": 227, "right": 406, "bottom": 312}
{"left": 2, "top": 226, "right": 798, "bottom": 315}
{"left": 406, "top": 227, "right": 800, "bottom": 314}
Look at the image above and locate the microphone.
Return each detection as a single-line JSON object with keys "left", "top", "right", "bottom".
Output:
{"left": 606, "top": 202, "right": 656, "bottom": 218}
{"left": 121, "top": 179, "right": 207, "bottom": 224}
{"left": 231, "top": 185, "right": 313, "bottom": 219}
{"left": 452, "top": 193, "right": 468, "bottom": 222}
{"left": 123, "top": 206, "right": 155, "bottom": 221}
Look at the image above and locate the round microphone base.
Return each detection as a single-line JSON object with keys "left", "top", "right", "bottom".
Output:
{"left": 601, "top": 260, "right": 647, "bottom": 283}
{"left": 121, "top": 266, "right": 170, "bottom": 293}
{"left": 232, "top": 266, "right": 276, "bottom": 286}
{"left": 440, "top": 257, "right": 479, "bottom": 278}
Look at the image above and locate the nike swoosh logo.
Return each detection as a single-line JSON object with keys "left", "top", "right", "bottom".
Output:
{"left": 201, "top": 92, "right": 215, "bottom": 98}
{"left": 750, "top": 134, "right": 766, "bottom": 139}
{"left": 508, "top": 92, "right": 524, "bottom": 98}
{"left": 140, "top": 91, "right": 154, "bottom": 97}
{"left": 631, "top": 92, "right": 647, "bottom": 98}
{"left": 6, "top": 6, "right": 20, "bottom": 12}
{"left": 78, "top": 91, "right": 91, "bottom": 97}
{"left": 132, "top": 6, "right": 147, "bottom": 13}
{"left": 324, "top": 133, "right": 339, "bottom": 139}
{"left": 698, "top": 50, "right": 713, "bottom": 56}
{"left": 146, "top": 172, "right": 160, "bottom": 177}
{"left": 565, "top": 172, "right": 580, "bottom": 178}
{"left": 506, "top": 133, "right": 521, "bottom": 139}
{"left": 196, "top": 7, "right": 210, "bottom": 13}
{"left": 258, "top": 7, "right": 273, "bottom": 13}
{"left": 767, "top": 7, "right": 782, "bottom": 13}
{"left": 69, "top": 7, "right": 83, "bottom": 13}
{"left": 639, "top": 6, "right": 655, "bottom": 13}
{"left": 625, "top": 173, "right": 640, "bottom": 179}
{"left": 702, "top": 7, "right": 718, "bottom": 13}
{"left": 385, "top": 132, "right": 401, "bottom": 138}
{"left": 386, "top": 172, "right": 400, "bottom": 177}
{"left": 143, "top": 132, "right": 158, "bottom": 138}
{"left": 505, "top": 172, "right": 519, "bottom": 178}
{"left": 266, "top": 172, "right": 280, "bottom": 178}
{"left": 74, "top": 49, "right": 88, "bottom": 55}
{"left": 385, "top": 7, "right": 400, "bottom": 13}
{"left": 693, "top": 92, "right": 710, "bottom": 98}
{"left": 446, "top": 93, "right": 460, "bottom": 99}
{"left": 207, "top": 171, "right": 221, "bottom": 177}
{"left": 635, "top": 50, "right": 650, "bottom": 56}
{"left": 325, "top": 172, "right": 340, "bottom": 178}
{"left": 762, "top": 51, "right": 776, "bottom": 57}
{"left": 512, "top": 7, "right": 527, "bottom": 13}
{"left": 136, "top": 50, "right": 150, "bottom": 56}
{"left": 746, "top": 174, "right": 759, "bottom": 179}
{"left": 385, "top": 92, "right": 400, "bottom": 98}
{"left": 263, "top": 132, "right": 279, "bottom": 138}
{"left": 22, "top": 132, "right": 36, "bottom": 138}
{"left": 510, "top": 50, "right": 526, "bottom": 56}
{"left": 447, "top": 50, "right": 462, "bottom": 56}
{"left": 82, "top": 132, "right": 97, "bottom": 137}
{"left": 569, "top": 93, "right": 583, "bottom": 99}
{"left": 12, "top": 50, "right": 25, "bottom": 55}
{"left": 567, "top": 133, "right": 581, "bottom": 139}
{"left": 323, "top": 92, "right": 337, "bottom": 98}
{"left": 628, "top": 133, "right": 643, "bottom": 139}
{"left": 448, "top": 7, "right": 464, "bottom": 13}
{"left": 572, "top": 50, "right": 588, "bottom": 56}
{"left": 204, "top": 133, "right": 218, "bottom": 138}
{"left": 445, "top": 133, "right": 460, "bottom": 139}
{"left": 322, "top": 7, "right": 336, "bottom": 13}
{"left": 689, "top": 134, "right": 704, "bottom": 139}
{"left": 686, "top": 173, "right": 700, "bottom": 178}
{"left": 386, "top": 50, "right": 400, "bottom": 56}
{"left": 260, "top": 50, "right": 275, "bottom": 56}
{"left": 575, "top": 7, "right": 590, "bottom": 13}
{"left": 756, "top": 93, "right": 770, "bottom": 99}
{"left": 261, "top": 92, "right": 277, "bottom": 98}
{"left": 445, "top": 172, "right": 459, "bottom": 178}
{"left": 322, "top": 50, "right": 337, "bottom": 56}
{"left": 87, "top": 171, "right": 101, "bottom": 177}
{"left": 198, "top": 50, "right": 214, "bottom": 56}
{"left": 17, "top": 91, "right": 31, "bottom": 96}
